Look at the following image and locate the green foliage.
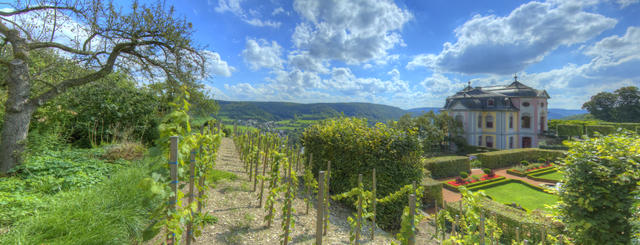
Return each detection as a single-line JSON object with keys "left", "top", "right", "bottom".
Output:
{"left": 302, "top": 117, "right": 422, "bottom": 198}
{"left": 1, "top": 162, "right": 163, "bottom": 244}
{"left": 421, "top": 178, "right": 443, "bottom": 209}
{"left": 424, "top": 156, "right": 470, "bottom": 179}
{"left": 476, "top": 148, "right": 565, "bottom": 169}
{"left": 585, "top": 125, "right": 616, "bottom": 137}
{"left": 376, "top": 185, "right": 424, "bottom": 230}
{"left": 395, "top": 205, "right": 423, "bottom": 245}
{"left": 558, "top": 133, "right": 640, "bottom": 244}
{"left": 520, "top": 160, "right": 529, "bottom": 166}
{"left": 582, "top": 86, "right": 640, "bottom": 122}
{"left": 460, "top": 172, "right": 469, "bottom": 179}
{"left": 483, "top": 168, "right": 491, "bottom": 175}
{"left": 440, "top": 188, "right": 503, "bottom": 245}
{"left": 557, "top": 124, "right": 583, "bottom": 137}
{"left": 392, "top": 111, "right": 464, "bottom": 155}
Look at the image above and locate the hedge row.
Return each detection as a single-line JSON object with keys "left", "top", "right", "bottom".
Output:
{"left": 377, "top": 184, "right": 423, "bottom": 230}
{"left": 506, "top": 164, "right": 555, "bottom": 177}
{"left": 557, "top": 124, "right": 583, "bottom": 137}
{"left": 421, "top": 178, "right": 443, "bottom": 209}
{"left": 527, "top": 168, "right": 561, "bottom": 183}
{"left": 585, "top": 125, "right": 616, "bottom": 137}
{"left": 424, "top": 156, "right": 470, "bottom": 179}
{"left": 443, "top": 176, "right": 506, "bottom": 192}
{"left": 476, "top": 148, "right": 565, "bottom": 169}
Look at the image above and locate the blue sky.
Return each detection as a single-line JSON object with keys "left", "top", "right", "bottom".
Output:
{"left": 165, "top": 0, "right": 638, "bottom": 109}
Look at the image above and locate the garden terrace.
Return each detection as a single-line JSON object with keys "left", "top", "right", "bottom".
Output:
{"left": 469, "top": 179, "right": 558, "bottom": 211}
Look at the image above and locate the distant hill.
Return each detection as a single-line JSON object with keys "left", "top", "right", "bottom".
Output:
{"left": 548, "top": 109, "right": 588, "bottom": 120}
{"left": 559, "top": 113, "right": 595, "bottom": 120}
{"left": 216, "top": 101, "right": 407, "bottom": 123}
{"left": 405, "top": 107, "right": 442, "bottom": 116}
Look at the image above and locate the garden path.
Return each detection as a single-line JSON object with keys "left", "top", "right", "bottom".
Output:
{"left": 440, "top": 168, "right": 552, "bottom": 203}
{"left": 190, "top": 137, "right": 440, "bottom": 244}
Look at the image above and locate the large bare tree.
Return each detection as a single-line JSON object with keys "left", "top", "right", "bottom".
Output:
{"left": 0, "top": 0, "right": 205, "bottom": 173}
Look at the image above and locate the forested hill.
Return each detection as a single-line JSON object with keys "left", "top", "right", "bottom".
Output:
{"left": 216, "top": 100, "right": 407, "bottom": 122}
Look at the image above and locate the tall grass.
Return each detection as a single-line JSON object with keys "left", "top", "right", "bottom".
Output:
{"left": 1, "top": 163, "right": 162, "bottom": 244}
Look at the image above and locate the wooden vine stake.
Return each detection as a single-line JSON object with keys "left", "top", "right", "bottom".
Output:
{"left": 283, "top": 156, "right": 293, "bottom": 245}
{"left": 305, "top": 153, "right": 313, "bottom": 215}
{"left": 258, "top": 138, "right": 270, "bottom": 208}
{"left": 516, "top": 227, "right": 520, "bottom": 242}
{"left": 356, "top": 174, "right": 363, "bottom": 245}
{"left": 253, "top": 133, "right": 261, "bottom": 192}
{"left": 442, "top": 200, "right": 447, "bottom": 241}
{"left": 409, "top": 193, "right": 416, "bottom": 245}
{"left": 167, "top": 136, "right": 178, "bottom": 245}
{"left": 197, "top": 128, "right": 204, "bottom": 214}
{"left": 186, "top": 150, "right": 196, "bottom": 245}
{"left": 323, "top": 160, "right": 331, "bottom": 236}
{"left": 479, "top": 213, "right": 485, "bottom": 245}
{"left": 371, "top": 168, "right": 376, "bottom": 240}
{"left": 434, "top": 199, "right": 439, "bottom": 242}
{"left": 316, "top": 171, "right": 325, "bottom": 245}
{"left": 453, "top": 214, "right": 459, "bottom": 236}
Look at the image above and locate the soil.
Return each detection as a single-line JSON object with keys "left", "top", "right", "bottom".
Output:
{"left": 166, "top": 137, "right": 441, "bottom": 245}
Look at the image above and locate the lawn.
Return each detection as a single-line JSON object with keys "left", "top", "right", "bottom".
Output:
{"left": 533, "top": 170, "right": 564, "bottom": 182}
{"left": 478, "top": 181, "right": 559, "bottom": 211}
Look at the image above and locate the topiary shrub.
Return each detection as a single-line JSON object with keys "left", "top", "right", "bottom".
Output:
{"left": 376, "top": 184, "right": 423, "bottom": 230}
{"left": 559, "top": 133, "right": 640, "bottom": 244}
{"left": 421, "top": 178, "right": 442, "bottom": 209}
{"left": 459, "top": 172, "right": 469, "bottom": 179}
{"left": 557, "top": 124, "right": 583, "bottom": 137}
{"left": 585, "top": 125, "right": 615, "bottom": 137}
{"left": 302, "top": 117, "right": 422, "bottom": 230}
{"left": 424, "top": 156, "right": 470, "bottom": 179}
{"left": 520, "top": 160, "right": 530, "bottom": 166}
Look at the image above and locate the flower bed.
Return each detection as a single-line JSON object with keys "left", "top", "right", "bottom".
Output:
{"left": 506, "top": 163, "right": 554, "bottom": 177}
{"left": 443, "top": 175, "right": 505, "bottom": 192}
{"left": 527, "top": 168, "right": 562, "bottom": 183}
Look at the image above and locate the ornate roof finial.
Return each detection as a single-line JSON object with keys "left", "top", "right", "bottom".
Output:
{"left": 514, "top": 73, "right": 518, "bottom": 82}
{"left": 468, "top": 81, "right": 471, "bottom": 87}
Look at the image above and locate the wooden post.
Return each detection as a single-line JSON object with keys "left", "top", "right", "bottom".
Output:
{"left": 434, "top": 199, "right": 439, "bottom": 241}
{"left": 306, "top": 153, "right": 313, "bottom": 215}
{"left": 167, "top": 136, "right": 178, "bottom": 245}
{"left": 186, "top": 150, "right": 196, "bottom": 245}
{"left": 253, "top": 133, "right": 261, "bottom": 192}
{"left": 409, "top": 193, "right": 416, "bottom": 245}
{"left": 479, "top": 213, "right": 485, "bottom": 245}
{"left": 453, "top": 215, "right": 459, "bottom": 236}
{"left": 197, "top": 127, "right": 205, "bottom": 214}
{"left": 324, "top": 160, "right": 331, "bottom": 235}
{"left": 283, "top": 156, "right": 293, "bottom": 245}
{"left": 316, "top": 171, "right": 325, "bottom": 245}
{"left": 258, "top": 141, "right": 269, "bottom": 208}
{"left": 442, "top": 200, "right": 446, "bottom": 241}
{"left": 371, "top": 168, "right": 376, "bottom": 240}
{"left": 516, "top": 227, "right": 520, "bottom": 242}
{"left": 356, "top": 174, "right": 363, "bottom": 245}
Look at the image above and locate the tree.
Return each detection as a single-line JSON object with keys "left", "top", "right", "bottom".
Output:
{"left": 392, "top": 111, "right": 463, "bottom": 155}
{"left": 0, "top": 0, "right": 205, "bottom": 173}
{"left": 582, "top": 86, "right": 640, "bottom": 122}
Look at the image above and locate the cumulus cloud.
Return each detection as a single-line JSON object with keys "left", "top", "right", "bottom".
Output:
{"left": 407, "top": 0, "right": 617, "bottom": 74}
{"left": 584, "top": 26, "right": 640, "bottom": 70}
{"left": 241, "top": 39, "right": 284, "bottom": 70}
{"left": 202, "top": 50, "right": 235, "bottom": 77}
{"left": 615, "top": 0, "right": 639, "bottom": 8}
{"left": 291, "top": 0, "right": 412, "bottom": 64}
{"left": 214, "top": 0, "right": 281, "bottom": 28}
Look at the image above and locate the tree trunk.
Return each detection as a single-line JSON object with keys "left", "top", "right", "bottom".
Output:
{"left": 0, "top": 58, "right": 34, "bottom": 174}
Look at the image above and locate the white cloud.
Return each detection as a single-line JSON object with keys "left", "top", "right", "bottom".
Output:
{"left": 407, "top": 0, "right": 617, "bottom": 74}
{"left": 214, "top": 0, "right": 281, "bottom": 28}
{"left": 241, "top": 38, "right": 284, "bottom": 70}
{"left": 202, "top": 50, "right": 235, "bottom": 77}
{"left": 286, "top": 51, "right": 329, "bottom": 73}
{"left": 584, "top": 26, "right": 640, "bottom": 70}
{"left": 615, "top": 0, "right": 639, "bottom": 8}
{"left": 272, "top": 7, "right": 286, "bottom": 16}
{"left": 291, "top": 0, "right": 412, "bottom": 64}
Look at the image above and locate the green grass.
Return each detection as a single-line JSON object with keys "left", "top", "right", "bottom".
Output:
{"left": 209, "top": 169, "right": 238, "bottom": 184}
{"left": 478, "top": 182, "right": 559, "bottom": 211}
{"left": 532, "top": 170, "right": 563, "bottom": 182}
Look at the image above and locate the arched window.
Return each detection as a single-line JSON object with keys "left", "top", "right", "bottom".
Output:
{"left": 477, "top": 115, "right": 482, "bottom": 128}
{"left": 522, "top": 114, "right": 531, "bottom": 129}
{"left": 486, "top": 115, "right": 493, "bottom": 128}
{"left": 478, "top": 136, "right": 482, "bottom": 146}
{"left": 509, "top": 136, "right": 514, "bottom": 148}
{"left": 486, "top": 136, "right": 493, "bottom": 148}
{"left": 509, "top": 115, "right": 513, "bottom": 129}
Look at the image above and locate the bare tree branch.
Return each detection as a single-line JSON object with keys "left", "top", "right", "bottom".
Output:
{"left": 0, "top": 5, "right": 83, "bottom": 17}
{"left": 28, "top": 41, "right": 95, "bottom": 55}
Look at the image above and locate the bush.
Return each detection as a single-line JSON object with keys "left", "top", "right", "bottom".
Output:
{"left": 421, "top": 178, "right": 442, "bottom": 209}
{"left": 102, "top": 142, "right": 146, "bottom": 161}
{"left": 585, "top": 125, "right": 615, "bottom": 137}
{"left": 424, "top": 156, "right": 470, "bottom": 179}
{"left": 476, "top": 148, "right": 565, "bottom": 169}
{"left": 483, "top": 168, "right": 491, "bottom": 175}
{"left": 559, "top": 133, "right": 640, "bottom": 244}
{"left": 376, "top": 184, "right": 422, "bottom": 230}
{"left": 557, "top": 124, "right": 583, "bottom": 137}
{"left": 459, "top": 172, "right": 469, "bottom": 179}
{"left": 520, "top": 160, "right": 529, "bottom": 166}
{"left": 302, "top": 117, "right": 422, "bottom": 230}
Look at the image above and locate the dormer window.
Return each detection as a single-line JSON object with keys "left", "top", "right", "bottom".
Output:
{"left": 487, "top": 99, "right": 495, "bottom": 106}
{"left": 522, "top": 102, "right": 530, "bottom": 107}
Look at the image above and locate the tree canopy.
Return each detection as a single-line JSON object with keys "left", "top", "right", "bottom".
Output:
{"left": 582, "top": 86, "right": 640, "bottom": 123}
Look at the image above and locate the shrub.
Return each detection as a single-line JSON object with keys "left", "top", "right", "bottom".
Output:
{"left": 302, "top": 117, "right": 422, "bottom": 230}
{"left": 520, "top": 160, "right": 530, "bottom": 166}
{"left": 585, "top": 125, "right": 616, "bottom": 137}
{"left": 559, "top": 133, "right": 640, "bottom": 244}
{"left": 102, "top": 142, "right": 146, "bottom": 161}
{"left": 471, "top": 175, "right": 480, "bottom": 181}
{"left": 476, "top": 148, "right": 565, "bottom": 169}
{"left": 483, "top": 168, "right": 491, "bottom": 175}
{"left": 460, "top": 172, "right": 469, "bottom": 179}
{"left": 557, "top": 124, "right": 583, "bottom": 137}
{"left": 424, "top": 156, "right": 470, "bottom": 179}
{"left": 376, "top": 184, "right": 423, "bottom": 230}
{"left": 421, "top": 178, "right": 443, "bottom": 209}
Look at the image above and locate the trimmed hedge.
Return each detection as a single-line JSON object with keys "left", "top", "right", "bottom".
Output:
{"left": 557, "top": 124, "right": 583, "bottom": 137}
{"left": 377, "top": 184, "right": 423, "bottom": 230}
{"left": 586, "top": 125, "right": 616, "bottom": 137}
{"left": 421, "top": 178, "right": 443, "bottom": 209}
{"left": 527, "top": 168, "right": 561, "bottom": 183}
{"left": 476, "top": 148, "right": 565, "bottom": 169}
{"left": 424, "top": 156, "right": 470, "bottom": 179}
{"left": 443, "top": 176, "right": 506, "bottom": 192}
{"left": 507, "top": 164, "right": 554, "bottom": 177}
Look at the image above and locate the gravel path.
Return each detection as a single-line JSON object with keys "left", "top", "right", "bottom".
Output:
{"left": 192, "top": 137, "right": 440, "bottom": 245}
